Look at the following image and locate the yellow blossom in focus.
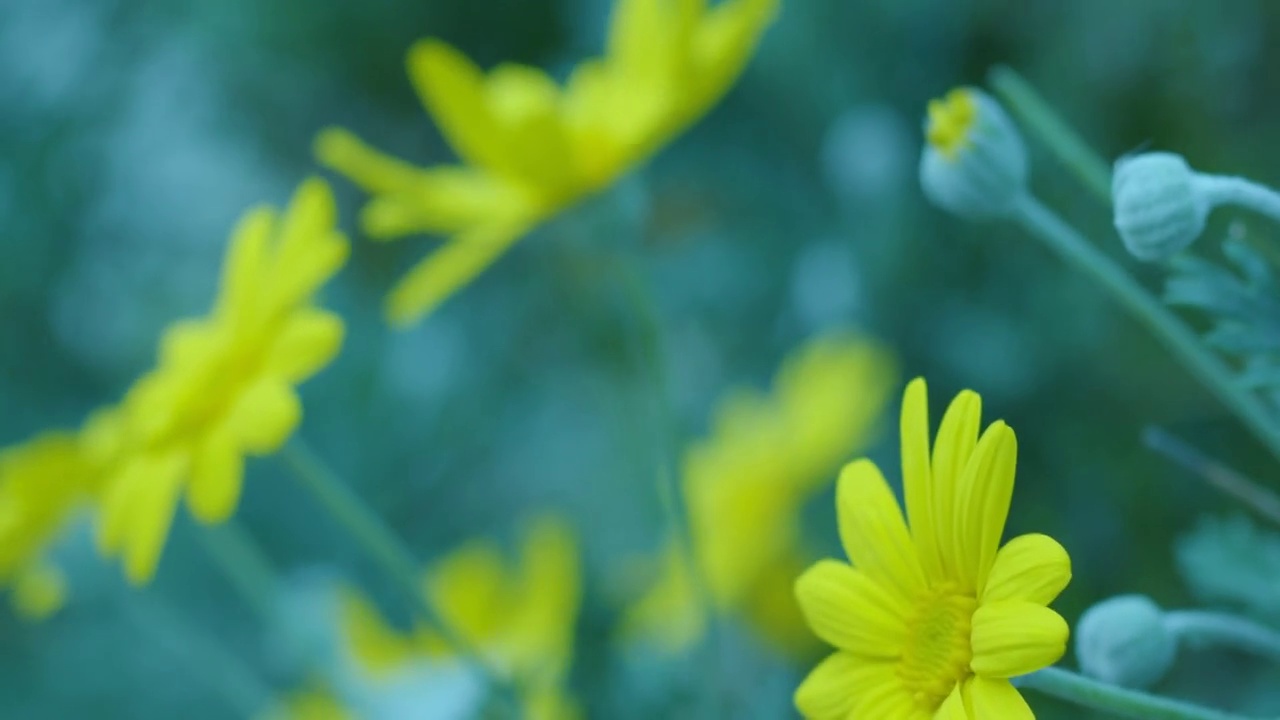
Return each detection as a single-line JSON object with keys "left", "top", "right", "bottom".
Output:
{"left": 793, "top": 379, "right": 1071, "bottom": 719}
{"left": 622, "top": 332, "right": 897, "bottom": 657}
{"left": 316, "top": 0, "right": 779, "bottom": 326}
{"left": 340, "top": 516, "right": 582, "bottom": 720}
{"left": 97, "top": 178, "right": 349, "bottom": 584}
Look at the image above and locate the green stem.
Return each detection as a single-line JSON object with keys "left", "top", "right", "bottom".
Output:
{"left": 1143, "top": 427, "right": 1280, "bottom": 527}
{"left": 988, "top": 66, "right": 1113, "bottom": 202}
{"left": 1166, "top": 609, "right": 1280, "bottom": 661}
{"left": 1022, "top": 667, "right": 1253, "bottom": 720}
{"left": 123, "top": 590, "right": 271, "bottom": 716}
{"left": 195, "top": 520, "right": 279, "bottom": 622}
{"left": 1012, "top": 194, "right": 1280, "bottom": 469}
{"left": 278, "top": 440, "right": 513, "bottom": 696}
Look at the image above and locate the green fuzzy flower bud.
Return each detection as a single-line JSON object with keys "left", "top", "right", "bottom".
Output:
{"left": 1075, "top": 594, "right": 1176, "bottom": 690}
{"left": 1112, "top": 152, "right": 1211, "bottom": 262}
{"left": 920, "top": 87, "right": 1029, "bottom": 218}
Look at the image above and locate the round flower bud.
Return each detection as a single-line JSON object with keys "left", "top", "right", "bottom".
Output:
{"left": 1075, "top": 594, "right": 1176, "bottom": 690}
{"left": 1112, "top": 152, "right": 1210, "bottom": 262}
{"left": 919, "top": 87, "right": 1029, "bottom": 218}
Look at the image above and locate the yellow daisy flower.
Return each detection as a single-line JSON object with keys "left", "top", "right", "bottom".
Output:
{"left": 623, "top": 333, "right": 896, "bottom": 656}
{"left": 316, "top": 0, "right": 779, "bottom": 326}
{"left": 340, "top": 516, "right": 581, "bottom": 720}
{"left": 97, "top": 178, "right": 349, "bottom": 584}
{"left": 794, "top": 378, "right": 1071, "bottom": 719}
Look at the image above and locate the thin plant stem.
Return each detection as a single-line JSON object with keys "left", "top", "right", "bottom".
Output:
{"left": 194, "top": 520, "right": 279, "bottom": 622}
{"left": 1022, "top": 667, "right": 1254, "bottom": 720}
{"left": 1011, "top": 194, "right": 1280, "bottom": 470}
{"left": 1197, "top": 174, "right": 1280, "bottom": 225}
{"left": 278, "top": 440, "right": 514, "bottom": 698}
{"left": 123, "top": 590, "right": 271, "bottom": 717}
{"left": 1143, "top": 427, "right": 1280, "bottom": 527}
{"left": 1166, "top": 609, "right": 1280, "bottom": 661}
{"left": 988, "top": 65, "right": 1113, "bottom": 202}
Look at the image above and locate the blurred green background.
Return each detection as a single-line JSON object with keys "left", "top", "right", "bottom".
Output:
{"left": 4, "top": 0, "right": 1280, "bottom": 717}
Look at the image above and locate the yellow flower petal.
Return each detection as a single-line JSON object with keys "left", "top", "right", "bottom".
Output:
{"left": 686, "top": 0, "right": 779, "bottom": 113}
{"left": 793, "top": 560, "right": 906, "bottom": 657}
{"left": 970, "top": 600, "right": 1068, "bottom": 678}
{"left": 227, "top": 379, "right": 301, "bottom": 454}
{"left": 359, "top": 168, "right": 533, "bottom": 239}
{"left": 849, "top": 663, "right": 921, "bottom": 719}
{"left": 953, "top": 421, "right": 1016, "bottom": 592}
{"left": 12, "top": 563, "right": 67, "bottom": 620}
{"left": 121, "top": 453, "right": 186, "bottom": 585}
{"left": 836, "top": 459, "right": 927, "bottom": 601}
{"left": 793, "top": 652, "right": 862, "bottom": 719}
{"left": 424, "top": 540, "right": 509, "bottom": 645}
{"left": 506, "top": 517, "right": 581, "bottom": 673}
{"left": 406, "top": 40, "right": 509, "bottom": 176}
{"left": 484, "top": 64, "right": 576, "bottom": 192}
{"left": 216, "top": 206, "right": 275, "bottom": 320}
{"left": 384, "top": 219, "right": 531, "bottom": 327}
{"left": 270, "top": 178, "right": 349, "bottom": 309}
{"left": 967, "top": 676, "right": 1034, "bottom": 720}
{"left": 185, "top": 427, "right": 244, "bottom": 524}
{"left": 314, "top": 127, "right": 425, "bottom": 195}
{"left": 899, "top": 378, "right": 940, "bottom": 579}
{"left": 339, "top": 587, "right": 418, "bottom": 675}
{"left": 981, "top": 533, "right": 1071, "bottom": 606}
{"left": 934, "top": 683, "right": 970, "bottom": 720}
{"left": 930, "top": 388, "right": 981, "bottom": 582}
{"left": 264, "top": 310, "right": 345, "bottom": 384}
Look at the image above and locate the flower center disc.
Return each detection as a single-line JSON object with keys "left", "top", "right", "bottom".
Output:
{"left": 926, "top": 88, "right": 978, "bottom": 159}
{"left": 899, "top": 586, "right": 977, "bottom": 709}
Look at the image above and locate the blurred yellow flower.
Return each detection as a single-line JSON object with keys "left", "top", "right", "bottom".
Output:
{"left": 97, "top": 178, "right": 349, "bottom": 584}
{"left": 622, "top": 332, "right": 897, "bottom": 656}
{"left": 340, "top": 516, "right": 581, "bottom": 720}
{"left": 0, "top": 409, "right": 121, "bottom": 618}
{"left": 316, "top": 0, "right": 780, "bottom": 326}
{"left": 794, "top": 379, "right": 1071, "bottom": 719}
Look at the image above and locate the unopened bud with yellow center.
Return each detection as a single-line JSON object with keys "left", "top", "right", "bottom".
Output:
{"left": 920, "top": 87, "right": 1028, "bottom": 218}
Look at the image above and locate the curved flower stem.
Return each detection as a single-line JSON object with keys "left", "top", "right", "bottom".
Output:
{"left": 124, "top": 590, "right": 271, "bottom": 716}
{"left": 988, "top": 66, "right": 1112, "bottom": 203}
{"left": 194, "top": 520, "right": 279, "bottom": 622}
{"left": 1166, "top": 609, "right": 1280, "bottom": 661}
{"left": 278, "top": 440, "right": 515, "bottom": 698}
{"left": 1011, "top": 194, "right": 1280, "bottom": 470}
{"left": 1196, "top": 174, "right": 1280, "bottom": 225}
{"left": 1023, "top": 667, "right": 1254, "bottom": 720}
{"left": 1143, "top": 427, "right": 1280, "bottom": 527}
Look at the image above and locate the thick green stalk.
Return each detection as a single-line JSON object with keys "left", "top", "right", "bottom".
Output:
{"left": 1023, "top": 667, "right": 1253, "bottom": 720}
{"left": 988, "top": 66, "right": 1113, "bottom": 202}
{"left": 1012, "top": 195, "right": 1280, "bottom": 468}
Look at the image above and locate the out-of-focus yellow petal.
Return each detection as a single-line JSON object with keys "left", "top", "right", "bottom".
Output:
{"left": 264, "top": 310, "right": 345, "bottom": 384}
{"left": 12, "top": 563, "right": 66, "bottom": 620}
{"left": 216, "top": 206, "right": 276, "bottom": 321}
{"left": 270, "top": 178, "right": 349, "bottom": 310}
{"left": 953, "top": 422, "right": 1017, "bottom": 593}
{"left": 930, "top": 389, "right": 982, "bottom": 583}
{"left": 685, "top": 0, "right": 779, "bottom": 117}
{"left": 424, "top": 540, "right": 509, "bottom": 646}
{"left": 406, "top": 40, "right": 508, "bottom": 176}
{"left": 227, "top": 378, "right": 302, "bottom": 454}
{"left": 384, "top": 218, "right": 532, "bottom": 327}
{"left": 484, "top": 64, "right": 577, "bottom": 193}
{"left": 970, "top": 600, "right": 1068, "bottom": 678}
{"left": 121, "top": 452, "right": 186, "bottom": 585}
{"left": 617, "top": 542, "right": 704, "bottom": 652}
{"left": 339, "top": 588, "right": 418, "bottom": 675}
{"left": 507, "top": 517, "right": 581, "bottom": 674}
{"left": 967, "top": 676, "right": 1033, "bottom": 719}
{"left": 359, "top": 168, "right": 533, "bottom": 239}
{"left": 185, "top": 426, "right": 243, "bottom": 524}
{"left": 741, "top": 550, "right": 820, "bottom": 658}
{"left": 835, "top": 459, "right": 926, "bottom": 602}
{"left": 981, "top": 533, "right": 1071, "bottom": 606}
{"left": 315, "top": 127, "right": 427, "bottom": 195}
{"left": 794, "top": 560, "right": 907, "bottom": 657}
